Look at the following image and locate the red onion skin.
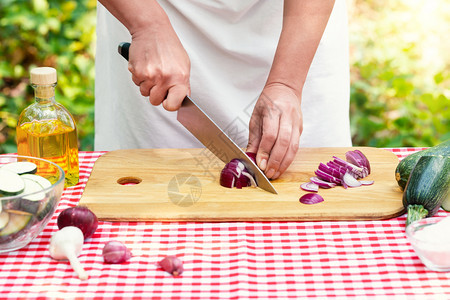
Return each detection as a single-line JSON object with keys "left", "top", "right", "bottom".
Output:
{"left": 158, "top": 256, "right": 184, "bottom": 276}
{"left": 103, "top": 241, "right": 132, "bottom": 264}
{"left": 57, "top": 206, "right": 98, "bottom": 240}
{"left": 245, "top": 152, "right": 257, "bottom": 163}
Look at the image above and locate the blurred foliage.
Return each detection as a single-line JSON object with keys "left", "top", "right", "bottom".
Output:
{"left": 0, "top": 0, "right": 449, "bottom": 154}
{"left": 0, "top": 0, "right": 96, "bottom": 153}
{"left": 348, "top": 0, "right": 450, "bottom": 147}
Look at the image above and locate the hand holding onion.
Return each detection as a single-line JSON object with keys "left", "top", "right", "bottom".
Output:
{"left": 247, "top": 84, "right": 303, "bottom": 180}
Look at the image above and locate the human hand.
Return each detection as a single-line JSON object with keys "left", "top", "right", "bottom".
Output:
{"left": 246, "top": 83, "right": 303, "bottom": 180}
{"left": 128, "top": 25, "right": 190, "bottom": 111}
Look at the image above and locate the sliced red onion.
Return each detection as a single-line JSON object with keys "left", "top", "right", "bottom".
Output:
{"left": 318, "top": 163, "right": 343, "bottom": 179}
{"left": 300, "top": 182, "right": 319, "bottom": 192}
{"left": 332, "top": 156, "right": 368, "bottom": 179}
{"left": 242, "top": 171, "right": 257, "bottom": 187}
{"left": 220, "top": 168, "right": 237, "bottom": 188}
{"left": 220, "top": 153, "right": 258, "bottom": 189}
{"left": 359, "top": 180, "right": 374, "bottom": 185}
{"left": 310, "top": 177, "right": 337, "bottom": 188}
{"left": 342, "top": 172, "right": 362, "bottom": 187}
{"left": 352, "top": 149, "right": 371, "bottom": 174}
{"left": 345, "top": 151, "right": 365, "bottom": 170}
{"left": 299, "top": 193, "right": 324, "bottom": 205}
{"left": 245, "top": 152, "right": 257, "bottom": 163}
{"left": 315, "top": 169, "right": 342, "bottom": 185}
{"left": 326, "top": 161, "right": 347, "bottom": 176}
{"left": 305, "top": 150, "right": 373, "bottom": 192}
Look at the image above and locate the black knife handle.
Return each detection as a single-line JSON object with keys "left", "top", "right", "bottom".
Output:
{"left": 118, "top": 42, "right": 130, "bottom": 61}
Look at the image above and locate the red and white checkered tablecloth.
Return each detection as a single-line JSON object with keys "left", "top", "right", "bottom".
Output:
{"left": 1, "top": 148, "right": 449, "bottom": 299}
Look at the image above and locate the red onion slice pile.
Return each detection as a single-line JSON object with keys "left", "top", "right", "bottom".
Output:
{"left": 220, "top": 152, "right": 258, "bottom": 189}
{"left": 300, "top": 150, "right": 372, "bottom": 192}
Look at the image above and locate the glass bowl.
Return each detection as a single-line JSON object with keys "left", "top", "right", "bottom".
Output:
{"left": 406, "top": 217, "right": 450, "bottom": 272}
{"left": 0, "top": 155, "right": 64, "bottom": 253}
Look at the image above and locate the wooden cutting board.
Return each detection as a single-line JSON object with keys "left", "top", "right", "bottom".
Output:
{"left": 79, "top": 147, "right": 405, "bottom": 221}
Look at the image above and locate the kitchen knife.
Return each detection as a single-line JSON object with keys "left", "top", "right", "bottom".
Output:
{"left": 118, "top": 42, "right": 277, "bottom": 194}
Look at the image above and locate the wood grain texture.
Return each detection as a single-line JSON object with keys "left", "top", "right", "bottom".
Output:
{"left": 79, "top": 147, "right": 405, "bottom": 221}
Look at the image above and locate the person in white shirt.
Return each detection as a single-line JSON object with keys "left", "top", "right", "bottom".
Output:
{"left": 95, "top": 0, "right": 352, "bottom": 179}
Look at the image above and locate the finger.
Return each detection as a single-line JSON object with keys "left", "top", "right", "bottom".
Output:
{"left": 246, "top": 114, "right": 262, "bottom": 154}
{"left": 163, "top": 85, "right": 189, "bottom": 111}
{"left": 148, "top": 85, "right": 167, "bottom": 106}
{"left": 256, "top": 114, "right": 280, "bottom": 172}
{"left": 129, "top": 63, "right": 148, "bottom": 87}
{"left": 131, "top": 71, "right": 144, "bottom": 87}
{"left": 139, "top": 80, "right": 153, "bottom": 97}
{"left": 272, "top": 121, "right": 302, "bottom": 180}
{"left": 265, "top": 116, "right": 292, "bottom": 179}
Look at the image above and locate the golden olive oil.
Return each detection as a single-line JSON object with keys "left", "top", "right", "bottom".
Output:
{"left": 16, "top": 67, "right": 79, "bottom": 187}
{"left": 17, "top": 120, "right": 79, "bottom": 187}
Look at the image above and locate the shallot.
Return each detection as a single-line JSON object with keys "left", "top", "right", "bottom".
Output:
{"left": 158, "top": 255, "right": 184, "bottom": 276}
{"left": 103, "top": 241, "right": 132, "bottom": 264}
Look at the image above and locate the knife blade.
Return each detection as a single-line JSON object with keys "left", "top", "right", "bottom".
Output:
{"left": 118, "top": 42, "right": 277, "bottom": 194}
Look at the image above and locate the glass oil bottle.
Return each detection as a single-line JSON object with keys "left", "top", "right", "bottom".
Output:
{"left": 16, "top": 67, "right": 79, "bottom": 187}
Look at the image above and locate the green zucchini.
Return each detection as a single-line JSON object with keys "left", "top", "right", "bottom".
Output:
{"left": 0, "top": 170, "right": 25, "bottom": 195}
{"left": 1, "top": 161, "right": 37, "bottom": 175}
{"left": 0, "top": 211, "right": 9, "bottom": 230}
{"left": 403, "top": 155, "right": 450, "bottom": 227}
{"left": 442, "top": 194, "right": 450, "bottom": 212}
{"left": 0, "top": 212, "right": 33, "bottom": 243}
{"left": 396, "top": 140, "right": 450, "bottom": 190}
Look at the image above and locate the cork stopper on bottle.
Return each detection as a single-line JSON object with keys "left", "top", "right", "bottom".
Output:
{"left": 30, "top": 67, "right": 57, "bottom": 99}
{"left": 30, "top": 67, "right": 57, "bottom": 85}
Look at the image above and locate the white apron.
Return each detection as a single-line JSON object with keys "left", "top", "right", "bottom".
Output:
{"left": 95, "top": 0, "right": 352, "bottom": 150}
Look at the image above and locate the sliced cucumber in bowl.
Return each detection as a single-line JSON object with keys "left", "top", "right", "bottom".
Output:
{"left": 0, "top": 212, "right": 33, "bottom": 243}
{"left": 3, "top": 178, "right": 48, "bottom": 215}
{"left": 0, "top": 211, "right": 9, "bottom": 230}
{"left": 0, "top": 161, "right": 37, "bottom": 175}
{"left": 0, "top": 170, "right": 25, "bottom": 196}
{"left": 1, "top": 162, "right": 53, "bottom": 215}
{"left": 20, "top": 174, "right": 52, "bottom": 189}
{"left": 0, "top": 157, "right": 64, "bottom": 251}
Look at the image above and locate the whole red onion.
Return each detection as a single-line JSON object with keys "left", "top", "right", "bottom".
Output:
{"left": 57, "top": 206, "right": 98, "bottom": 240}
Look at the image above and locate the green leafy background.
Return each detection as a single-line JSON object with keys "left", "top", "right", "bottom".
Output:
{"left": 1, "top": 0, "right": 449, "bottom": 154}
